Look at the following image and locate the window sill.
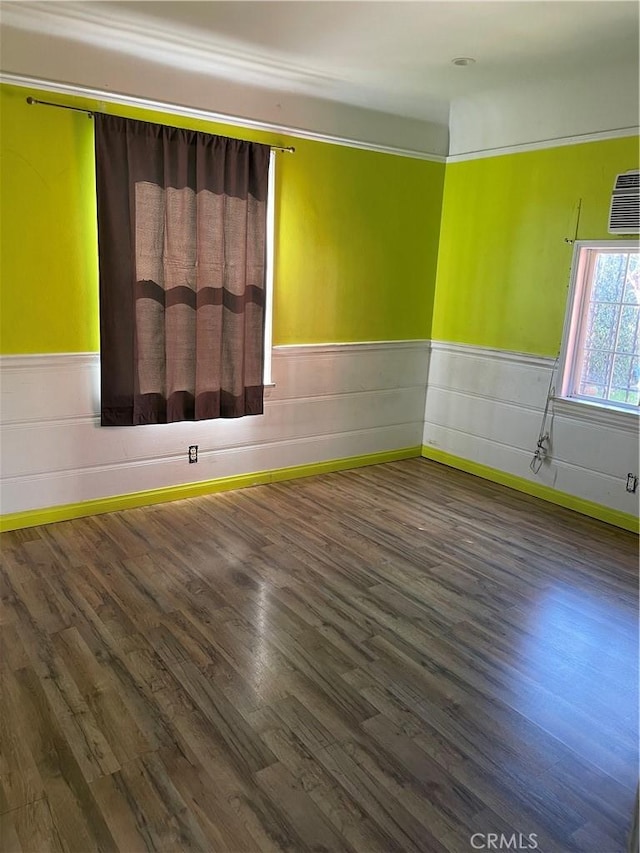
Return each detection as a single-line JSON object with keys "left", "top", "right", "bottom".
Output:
{"left": 553, "top": 396, "right": 639, "bottom": 433}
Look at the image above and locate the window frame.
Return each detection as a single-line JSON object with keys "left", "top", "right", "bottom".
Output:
{"left": 558, "top": 239, "right": 640, "bottom": 415}
{"left": 263, "top": 149, "right": 276, "bottom": 387}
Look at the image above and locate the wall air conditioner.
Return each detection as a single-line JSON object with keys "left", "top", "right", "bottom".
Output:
{"left": 608, "top": 170, "right": 640, "bottom": 234}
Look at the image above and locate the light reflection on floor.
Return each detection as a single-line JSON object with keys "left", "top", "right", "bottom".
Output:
{"left": 507, "top": 583, "right": 638, "bottom": 782}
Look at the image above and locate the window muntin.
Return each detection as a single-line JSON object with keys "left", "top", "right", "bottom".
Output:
{"left": 560, "top": 241, "right": 639, "bottom": 411}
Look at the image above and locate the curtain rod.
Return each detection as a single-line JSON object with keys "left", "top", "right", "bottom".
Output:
{"left": 25, "top": 97, "right": 295, "bottom": 152}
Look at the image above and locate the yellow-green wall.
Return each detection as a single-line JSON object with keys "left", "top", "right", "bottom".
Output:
{"left": 274, "top": 138, "right": 444, "bottom": 344}
{"left": 0, "top": 84, "right": 445, "bottom": 354}
{"left": 2, "top": 82, "right": 637, "bottom": 359}
{"left": 431, "top": 136, "right": 640, "bottom": 356}
{"left": 1, "top": 88, "right": 100, "bottom": 354}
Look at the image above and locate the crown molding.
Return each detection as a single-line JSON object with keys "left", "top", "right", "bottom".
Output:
{"left": 447, "top": 126, "right": 640, "bottom": 162}
{"left": 0, "top": 2, "right": 449, "bottom": 160}
{"left": 5, "top": 4, "right": 633, "bottom": 162}
{"left": 4, "top": 71, "right": 631, "bottom": 164}
{"left": 0, "top": 1, "right": 348, "bottom": 96}
{"left": 0, "top": 73, "right": 447, "bottom": 163}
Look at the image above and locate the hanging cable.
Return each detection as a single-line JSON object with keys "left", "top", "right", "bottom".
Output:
{"left": 563, "top": 198, "right": 582, "bottom": 245}
{"left": 530, "top": 358, "right": 558, "bottom": 475}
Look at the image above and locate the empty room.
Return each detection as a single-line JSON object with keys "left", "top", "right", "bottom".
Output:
{"left": 0, "top": 1, "right": 638, "bottom": 851}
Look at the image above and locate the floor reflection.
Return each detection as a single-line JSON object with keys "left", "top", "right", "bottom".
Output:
{"left": 508, "top": 583, "right": 638, "bottom": 778}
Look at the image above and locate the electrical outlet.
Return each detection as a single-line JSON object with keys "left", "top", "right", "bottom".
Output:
{"left": 626, "top": 473, "right": 638, "bottom": 493}
{"left": 188, "top": 445, "right": 198, "bottom": 464}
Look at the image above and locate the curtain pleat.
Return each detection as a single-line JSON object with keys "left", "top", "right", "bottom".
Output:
{"left": 95, "top": 115, "right": 270, "bottom": 425}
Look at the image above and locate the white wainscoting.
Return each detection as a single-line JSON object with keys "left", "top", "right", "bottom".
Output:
{"left": 423, "top": 341, "right": 640, "bottom": 517}
{"left": 0, "top": 341, "right": 429, "bottom": 515}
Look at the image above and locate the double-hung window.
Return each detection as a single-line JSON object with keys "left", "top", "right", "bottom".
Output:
{"left": 559, "top": 241, "right": 639, "bottom": 411}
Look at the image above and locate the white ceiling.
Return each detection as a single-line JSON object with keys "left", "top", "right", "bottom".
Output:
{"left": 2, "top": 1, "right": 639, "bottom": 127}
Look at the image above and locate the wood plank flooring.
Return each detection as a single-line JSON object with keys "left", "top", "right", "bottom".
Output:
{"left": 0, "top": 458, "right": 638, "bottom": 852}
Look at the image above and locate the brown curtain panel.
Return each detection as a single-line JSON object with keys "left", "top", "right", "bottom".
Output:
{"left": 95, "top": 114, "right": 270, "bottom": 425}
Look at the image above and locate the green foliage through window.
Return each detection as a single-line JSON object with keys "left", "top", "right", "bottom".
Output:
{"left": 577, "top": 250, "right": 640, "bottom": 407}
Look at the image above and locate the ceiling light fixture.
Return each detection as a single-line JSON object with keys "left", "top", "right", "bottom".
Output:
{"left": 451, "top": 57, "right": 476, "bottom": 67}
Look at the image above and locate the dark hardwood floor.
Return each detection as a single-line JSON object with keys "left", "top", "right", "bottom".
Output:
{"left": 0, "top": 458, "right": 637, "bottom": 853}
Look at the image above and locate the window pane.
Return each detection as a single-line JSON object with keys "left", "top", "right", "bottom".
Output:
{"left": 609, "top": 354, "right": 640, "bottom": 405}
{"left": 578, "top": 383, "right": 607, "bottom": 400}
{"left": 584, "top": 303, "right": 617, "bottom": 350}
{"left": 578, "top": 350, "right": 612, "bottom": 399}
{"left": 611, "top": 353, "right": 633, "bottom": 388}
{"left": 617, "top": 305, "right": 639, "bottom": 354}
{"left": 609, "top": 355, "right": 640, "bottom": 402}
{"left": 622, "top": 253, "right": 640, "bottom": 304}
{"left": 592, "top": 252, "right": 626, "bottom": 303}
{"left": 564, "top": 244, "right": 640, "bottom": 409}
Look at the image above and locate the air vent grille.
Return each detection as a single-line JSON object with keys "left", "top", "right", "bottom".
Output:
{"left": 608, "top": 170, "right": 640, "bottom": 234}
{"left": 614, "top": 172, "right": 640, "bottom": 192}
